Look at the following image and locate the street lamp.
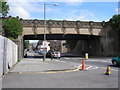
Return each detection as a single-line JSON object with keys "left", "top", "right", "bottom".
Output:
{"left": 43, "top": 3, "right": 58, "bottom": 61}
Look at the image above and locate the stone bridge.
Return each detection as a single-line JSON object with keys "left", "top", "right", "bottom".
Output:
{"left": 21, "top": 19, "right": 106, "bottom": 39}
{"left": 20, "top": 19, "right": 118, "bottom": 58}
{"left": 20, "top": 19, "right": 108, "bottom": 58}
{"left": 0, "top": 17, "right": 119, "bottom": 60}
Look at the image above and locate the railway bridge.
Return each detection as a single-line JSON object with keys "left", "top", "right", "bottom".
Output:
{"left": 12, "top": 19, "right": 118, "bottom": 59}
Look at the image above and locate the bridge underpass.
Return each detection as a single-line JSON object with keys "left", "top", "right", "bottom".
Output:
{"left": 23, "top": 34, "right": 100, "bottom": 40}
{"left": 23, "top": 34, "right": 101, "bottom": 58}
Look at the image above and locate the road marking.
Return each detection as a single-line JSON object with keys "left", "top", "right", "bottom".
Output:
{"left": 88, "top": 66, "right": 98, "bottom": 70}
{"left": 63, "top": 58, "right": 111, "bottom": 63}
{"left": 102, "top": 67, "right": 118, "bottom": 71}
{"left": 55, "top": 60, "right": 66, "bottom": 63}
{"left": 63, "top": 57, "right": 82, "bottom": 60}
{"left": 19, "top": 68, "right": 80, "bottom": 74}
{"left": 86, "top": 66, "right": 92, "bottom": 70}
{"left": 64, "top": 58, "right": 70, "bottom": 59}
{"left": 85, "top": 59, "right": 111, "bottom": 62}
{"left": 20, "top": 62, "right": 118, "bottom": 75}
{"left": 54, "top": 60, "right": 59, "bottom": 62}
{"left": 20, "top": 64, "right": 99, "bottom": 74}
{"left": 75, "top": 65, "right": 98, "bottom": 70}
{"left": 74, "top": 64, "right": 82, "bottom": 68}
{"left": 101, "top": 61, "right": 110, "bottom": 63}
{"left": 19, "top": 66, "right": 118, "bottom": 75}
{"left": 85, "top": 65, "right": 118, "bottom": 71}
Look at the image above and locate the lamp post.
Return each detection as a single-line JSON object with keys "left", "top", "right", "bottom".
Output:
{"left": 43, "top": 3, "right": 58, "bottom": 61}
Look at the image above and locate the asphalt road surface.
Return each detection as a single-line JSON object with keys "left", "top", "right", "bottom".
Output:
{"left": 60, "top": 57, "right": 119, "bottom": 71}
{"left": 2, "top": 52, "right": 119, "bottom": 88}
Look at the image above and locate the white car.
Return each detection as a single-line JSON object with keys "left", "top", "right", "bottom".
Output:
{"left": 52, "top": 51, "right": 61, "bottom": 59}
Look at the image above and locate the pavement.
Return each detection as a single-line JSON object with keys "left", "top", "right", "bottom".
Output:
{"left": 9, "top": 58, "right": 80, "bottom": 73}
{"left": 0, "top": 77, "right": 2, "bottom": 90}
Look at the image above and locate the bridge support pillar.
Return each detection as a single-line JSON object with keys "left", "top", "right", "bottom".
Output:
{"left": 61, "top": 40, "right": 68, "bottom": 53}
{"left": 0, "top": 30, "right": 2, "bottom": 36}
{"left": 13, "top": 35, "right": 24, "bottom": 60}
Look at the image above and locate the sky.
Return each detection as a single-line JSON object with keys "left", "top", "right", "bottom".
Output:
{"left": 7, "top": 1, "right": 119, "bottom": 22}
{"left": 7, "top": 0, "right": 120, "bottom": 43}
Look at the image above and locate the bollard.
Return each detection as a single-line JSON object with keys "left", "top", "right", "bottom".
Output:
{"left": 105, "top": 66, "right": 111, "bottom": 75}
{"left": 85, "top": 53, "right": 88, "bottom": 60}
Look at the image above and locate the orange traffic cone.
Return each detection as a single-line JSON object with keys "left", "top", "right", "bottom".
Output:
{"left": 80, "top": 59, "right": 86, "bottom": 70}
{"left": 105, "top": 66, "right": 111, "bottom": 75}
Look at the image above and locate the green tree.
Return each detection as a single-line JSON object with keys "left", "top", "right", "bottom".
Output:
{"left": 0, "top": 0, "right": 9, "bottom": 17}
{"left": 3, "top": 17, "right": 23, "bottom": 39}
{"left": 109, "top": 14, "right": 120, "bottom": 38}
{"left": 24, "top": 40, "right": 29, "bottom": 49}
{"left": 0, "top": 0, "right": 9, "bottom": 34}
{"left": 109, "top": 14, "right": 120, "bottom": 54}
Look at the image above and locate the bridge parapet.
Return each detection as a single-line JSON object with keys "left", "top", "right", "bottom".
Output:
{"left": 20, "top": 19, "right": 106, "bottom": 36}
{"left": 21, "top": 19, "right": 104, "bottom": 28}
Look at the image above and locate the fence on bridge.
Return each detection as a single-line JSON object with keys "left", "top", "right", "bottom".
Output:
{"left": 0, "top": 35, "right": 18, "bottom": 77}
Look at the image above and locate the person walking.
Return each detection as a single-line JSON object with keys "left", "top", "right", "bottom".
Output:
{"left": 50, "top": 51, "right": 54, "bottom": 60}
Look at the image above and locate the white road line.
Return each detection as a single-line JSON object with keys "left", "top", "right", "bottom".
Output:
{"left": 64, "top": 58, "right": 70, "bottom": 59}
{"left": 77, "top": 64, "right": 82, "bottom": 67}
{"left": 75, "top": 63, "right": 118, "bottom": 71}
{"left": 101, "top": 61, "right": 110, "bottom": 63}
{"left": 89, "top": 66, "right": 98, "bottom": 70}
{"left": 73, "top": 64, "right": 82, "bottom": 68}
{"left": 74, "top": 64, "right": 99, "bottom": 70}
{"left": 55, "top": 60, "right": 66, "bottom": 63}
{"left": 84, "top": 64, "right": 118, "bottom": 71}
{"left": 55, "top": 60, "right": 59, "bottom": 61}
{"left": 86, "top": 66, "right": 92, "bottom": 70}
{"left": 86, "top": 60, "right": 110, "bottom": 63}
{"left": 86, "top": 65, "right": 98, "bottom": 70}
{"left": 102, "top": 67, "right": 118, "bottom": 71}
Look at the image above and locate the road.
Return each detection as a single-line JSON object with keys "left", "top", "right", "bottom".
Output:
{"left": 2, "top": 52, "right": 119, "bottom": 89}
{"left": 31, "top": 52, "right": 119, "bottom": 71}
{"left": 60, "top": 57, "right": 119, "bottom": 71}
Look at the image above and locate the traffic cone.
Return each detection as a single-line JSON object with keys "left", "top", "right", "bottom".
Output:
{"left": 80, "top": 59, "right": 86, "bottom": 70}
{"left": 105, "top": 66, "right": 111, "bottom": 75}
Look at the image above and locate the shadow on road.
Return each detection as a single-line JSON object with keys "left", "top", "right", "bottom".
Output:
{"left": 25, "top": 56, "right": 54, "bottom": 59}
{"left": 25, "top": 53, "right": 81, "bottom": 58}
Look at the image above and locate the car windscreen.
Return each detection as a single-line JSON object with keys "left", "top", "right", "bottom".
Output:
{"left": 54, "top": 52, "right": 59, "bottom": 54}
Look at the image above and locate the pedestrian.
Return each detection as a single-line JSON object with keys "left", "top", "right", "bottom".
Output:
{"left": 24, "top": 49, "right": 28, "bottom": 58}
{"left": 51, "top": 52, "right": 53, "bottom": 60}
